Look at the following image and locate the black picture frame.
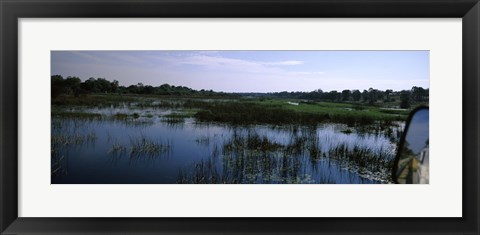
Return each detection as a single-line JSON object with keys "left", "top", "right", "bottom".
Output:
{"left": 1, "top": 0, "right": 478, "bottom": 234}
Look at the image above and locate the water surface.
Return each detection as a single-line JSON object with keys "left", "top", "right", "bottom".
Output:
{"left": 51, "top": 107, "right": 400, "bottom": 184}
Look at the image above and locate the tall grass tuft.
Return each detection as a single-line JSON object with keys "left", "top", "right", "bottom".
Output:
{"left": 129, "top": 137, "right": 171, "bottom": 158}
{"left": 51, "top": 132, "right": 97, "bottom": 146}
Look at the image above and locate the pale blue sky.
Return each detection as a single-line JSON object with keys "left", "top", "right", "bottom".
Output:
{"left": 51, "top": 51, "right": 429, "bottom": 92}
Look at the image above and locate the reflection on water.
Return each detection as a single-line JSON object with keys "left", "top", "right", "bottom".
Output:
{"left": 51, "top": 109, "right": 401, "bottom": 184}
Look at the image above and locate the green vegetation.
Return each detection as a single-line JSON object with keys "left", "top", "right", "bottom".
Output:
{"left": 193, "top": 99, "right": 406, "bottom": 126}
{"left": 52, "top": 95, "right": 412, "bottom": 126}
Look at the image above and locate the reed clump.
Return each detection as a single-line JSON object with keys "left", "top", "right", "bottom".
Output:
{"left": 129, "top": 137, "right": 171, "bottom": 157}
{"left": 109, "top": 142, "right": 127, "bottom": 155}
{"left": 51, "top": 132, "right": 97, "bottom": 146}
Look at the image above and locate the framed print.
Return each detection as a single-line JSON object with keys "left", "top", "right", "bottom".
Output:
{"left": 1, "top": 0, "right": 479, "bottom": 234}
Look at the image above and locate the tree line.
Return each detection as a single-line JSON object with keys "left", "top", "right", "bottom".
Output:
{"left": 51, "top": 75, "right": 229, "bottom": 98}
{"left": 52, "top": 75, "right": 428, "bottom": 108}
{"left": 268, "top": 86, "right": 428, "bottom": 108}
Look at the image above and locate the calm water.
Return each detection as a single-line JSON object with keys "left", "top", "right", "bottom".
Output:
{"left": 51, "top": 107, "right": 400, "bottom": 184}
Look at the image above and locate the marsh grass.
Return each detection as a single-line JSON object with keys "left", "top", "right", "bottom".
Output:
{"left": 109, "top": 142, "right": 127, "bottom": 155}
{"left": 195, "top": 136, "right": 210, "bottom": 145}
{"left": 179, "top": 131, "right": 313, "bottom": 183}
{"left": 160, "top": 117, "right": 186, "bottom": 125}
{"left": 113, "top": 112, "right": 129, "bottom": 120}
{"left": 129, "top": 137, "right": 171, "bottom": 158}
{"left": 192, "top": 100, "right": 405, "bottom": 126}
{"left": 177, "top": 128, "right": 394, "bottom": 184}
{"left": 341, "top": 129, "right": 353, "bottom": 134}
{"left": 222, "top": 132, "right": 283, "bottom": 154}
{"left": 327, "top": 144, "right": 393, "bottom": 174}
{"left": 51, "top": 131, "right": 95, "bottom": 176}
{"left": 176, "top": 152, "right": 316, "bottom": 184}
{"left": 51, "top": 132, "right": 97, "bottom": 146}
{"left": 53, "top": 96, "right": 407, "bottom": 127}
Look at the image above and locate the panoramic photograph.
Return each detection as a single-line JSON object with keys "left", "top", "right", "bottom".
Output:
{"left": 51, "top": 50, "right": 429, "bottom": 184}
